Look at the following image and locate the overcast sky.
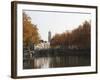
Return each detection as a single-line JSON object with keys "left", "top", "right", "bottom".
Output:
{"left": 24, "top": 10, "right": 91, "bottom": 41}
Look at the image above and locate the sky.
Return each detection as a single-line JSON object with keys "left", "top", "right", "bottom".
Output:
{"left": 24, "top": 10, "right": 91, "bottom": 41}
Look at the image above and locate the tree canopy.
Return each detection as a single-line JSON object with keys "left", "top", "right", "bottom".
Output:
{"left": 23, "top": 12, "right": 40, "bottom": 47}
{"left": 50, "top": 21, "right": 91, "bottom": 49}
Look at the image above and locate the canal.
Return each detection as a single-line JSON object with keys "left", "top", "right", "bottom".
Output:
{"left": 28, "top": 48, "right": 91, "bottom": 69}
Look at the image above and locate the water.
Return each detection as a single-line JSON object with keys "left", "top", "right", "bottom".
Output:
{"left": 23, "top": 48, "right": 90, "bottom": 69}
{"left": 32, "top": 55, "right": 90, "bottom": 69}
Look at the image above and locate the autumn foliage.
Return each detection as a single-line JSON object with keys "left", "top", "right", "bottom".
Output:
{"left": 50, "top": 21, "right": 91, "bottom": 49}
{"left": 23, "top": 12, "right": 91, "bottom": 49}
{"left": 23, "top": 12, "right": 40, "bottom": 47}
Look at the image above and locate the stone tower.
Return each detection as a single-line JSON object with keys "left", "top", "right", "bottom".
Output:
{"left": 48, "top": 31, "right": 51, "bottom": 42}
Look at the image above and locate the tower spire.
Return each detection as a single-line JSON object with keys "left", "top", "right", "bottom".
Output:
{"left": 48, "top": 31, "right": 51, "bottom": 42}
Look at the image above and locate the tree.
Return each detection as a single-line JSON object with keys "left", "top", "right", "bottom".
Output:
{"left": 50, "top": 34, "right": 61, "bottom": 47}
{"left": 50, "top": 20, "right": 91, "bottom": 49}
{"left": 23, "top": 12, "right": 40, "bottom": 47}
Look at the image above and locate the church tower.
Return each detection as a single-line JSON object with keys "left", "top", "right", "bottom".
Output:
{"left": 48, "top": 31, "right": 51, "bottom": 42}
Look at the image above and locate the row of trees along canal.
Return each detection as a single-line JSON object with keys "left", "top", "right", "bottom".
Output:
{"left": 23, "top": 12, "right": 90, "bottom": 50}
{"left": 50, "top": 21, "right": 90, "bottom": 49}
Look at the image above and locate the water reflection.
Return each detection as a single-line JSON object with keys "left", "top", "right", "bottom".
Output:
{"left": 23, "top": 48, "right": 90, "bottom": 69}
{"left": 34, "top": 57, "right": 51, "bottom": 68}
{"left": 33, "top": 55, "right": 90, "bottom": 69}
